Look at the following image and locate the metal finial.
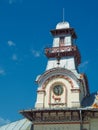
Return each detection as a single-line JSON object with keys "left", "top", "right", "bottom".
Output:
{"left": 63, "top": 8, "right": 65, "bottom": 22}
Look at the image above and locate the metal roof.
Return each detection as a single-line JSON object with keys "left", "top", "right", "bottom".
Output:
{"left": 82, "top": 92, "right": 97, "bottom": 107}
{"left": 0, "top": 119, "right": 32, "bottom": 130}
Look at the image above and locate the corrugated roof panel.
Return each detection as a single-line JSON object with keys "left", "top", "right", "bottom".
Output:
{"left": 20, "top": 119, "right": 32, "bottom": 130}
{"left": 0, "top": 119, "right": 32, "bottom": 130}
{"left": 26, "top": 125, "right": 32, "bottom": 130}
{"left": 6, "top": 120, "right": 19, "bottom": 130}
{"left": 0, "top": 120, "right": 19, "bottom": 130}
{"left": 11, "top": 119, "right": 26, "bottom": 130}
{"left": 0, "top": 123, "right": 10, "bottom": 130}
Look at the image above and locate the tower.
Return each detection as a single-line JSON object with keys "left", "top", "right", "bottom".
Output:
{"left": 20, "top": 21, "right": 98, "bottom": 130}
{"left": 35, "top": 21, "right": 89, "bottom": 109}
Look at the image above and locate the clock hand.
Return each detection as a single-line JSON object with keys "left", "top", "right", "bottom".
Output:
{"left": 57, "top": 87, "right": 60, "bottom": 94}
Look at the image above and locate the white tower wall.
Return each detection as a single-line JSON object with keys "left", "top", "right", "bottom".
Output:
{"left": 46, "top": 57, "right": 76, "bottom": 71}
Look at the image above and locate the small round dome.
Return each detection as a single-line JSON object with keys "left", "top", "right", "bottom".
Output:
{"left": 56, "top": 21, "right": 70, "bottom": 29}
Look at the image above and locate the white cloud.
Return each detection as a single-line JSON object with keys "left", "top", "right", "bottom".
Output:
{"left": 79, "top": 61, "right": 89, "bottom": 68}
{"left": 9, "top": 0, "right": 16, "bottom": 4}
{"left": 0, "top": 117, "right": 10, "bottom": 126}
{"left": 9, "top": 0, "right": 23, "bottom": 4}
{"left": 31, "top": 49, "right": 41, "bottom": 57}
{"left": 12, "top": 54, "right": 18, "bottom": 61}
{"left": 7, "top": 40, "right": 15, "bottom": 47}
{"left": 79, "top": 61, "right": 89, "bottom": 72}
{"left": 0, "top": 68, "right": 5, "bottom": 75}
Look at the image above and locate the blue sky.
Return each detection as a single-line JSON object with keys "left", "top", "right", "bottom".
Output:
{"left": 0, "top": 0, "right": 98, "bottom": 126}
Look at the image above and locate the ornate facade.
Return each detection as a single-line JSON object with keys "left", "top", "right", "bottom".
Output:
{"left": 0, "top": 21, "right": 98, "bottom": 130}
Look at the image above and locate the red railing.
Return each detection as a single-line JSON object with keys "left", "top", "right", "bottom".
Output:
{"left": 45, "top": 45, "right": 81, "bottom": 65}
{"left": 45, "top": 45, "right": 77, "bottom": 54}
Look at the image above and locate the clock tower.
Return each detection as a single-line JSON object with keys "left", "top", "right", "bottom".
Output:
{"left": 20, "top": 20, "right": 98, "bottom": 130}
{"left": 35, "top": 21, "right": 89, "bottom": 109}
{"left": 1, "top": 19, "right": 98, "bottom": 130}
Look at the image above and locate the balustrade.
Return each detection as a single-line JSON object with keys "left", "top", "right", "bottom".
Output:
{"left": 45, "top": 46, "right": 77, "bottom": 55}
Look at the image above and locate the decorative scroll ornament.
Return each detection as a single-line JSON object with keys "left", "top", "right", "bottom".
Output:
{"left": 92, "top": 92, "right": 98, "bottom": 108}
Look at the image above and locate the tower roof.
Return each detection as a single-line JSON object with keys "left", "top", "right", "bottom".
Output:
{"left": 50, "top": 21, "right": 77, "bottom": 39}
{"left": 56, "top": 21, "right": 70, "bottom": 29}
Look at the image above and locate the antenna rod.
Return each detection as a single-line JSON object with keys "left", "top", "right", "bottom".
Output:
{"left": 63, "top": 8, "right": 65, "bottom": 22}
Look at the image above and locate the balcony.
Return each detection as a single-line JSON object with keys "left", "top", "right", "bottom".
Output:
{"left": 45, "top": 45, "right": 81, "bottom": 65}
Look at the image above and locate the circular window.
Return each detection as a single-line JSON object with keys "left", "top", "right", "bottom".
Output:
{"left": 53, "top": 85, "right": 63, "bottom": 96}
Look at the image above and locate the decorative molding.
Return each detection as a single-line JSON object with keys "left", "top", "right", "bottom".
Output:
{"left": 71, "top": 89, "right": 81, "bottom": 93}
{"left": 42, "top": 75, "right": 74, "bottom": 89}
{"left": 37, "top": 68, "right": 80, "bottom": 86}
{"left": 37, "top": 90, "right": 46, "bottom": 93}
{"left": 48, "top": 103, "right": 65, "bottom": 106}
{"left": 34, "top": 122, "right": 89, "bottom": 125}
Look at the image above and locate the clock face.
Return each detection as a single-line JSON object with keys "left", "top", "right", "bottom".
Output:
{"left": 53, "top": 85, "right": 63, "bottom": 96}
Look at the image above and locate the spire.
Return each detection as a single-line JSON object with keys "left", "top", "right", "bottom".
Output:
{"left": 63, "top": 8, "right": 65, "bottom": 22}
